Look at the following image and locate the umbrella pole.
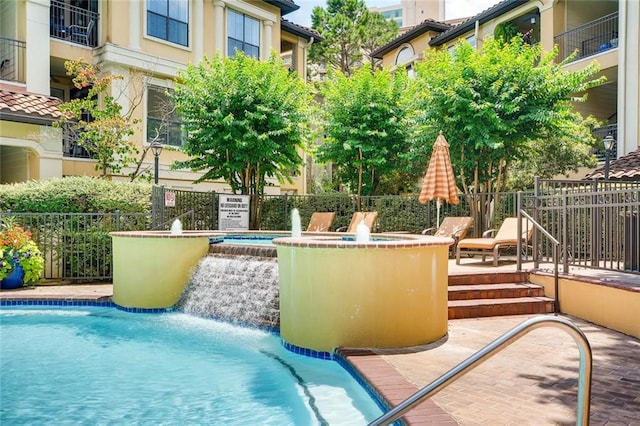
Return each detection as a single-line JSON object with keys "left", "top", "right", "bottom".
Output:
{"left": 437, "top": 200, "right": 441, "bottom": 228}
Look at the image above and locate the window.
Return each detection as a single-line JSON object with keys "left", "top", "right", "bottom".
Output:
{"left": 227, "top": 9, "right": 259, "bottom": 58}
{"left": 395, "top": 46, "right": 414, "bottom": 66}
{"left": 147, "top": 0, "right": 188, "bottom": 46}
{"left": 147, "top": 85, "right": 184, "bottom": 147}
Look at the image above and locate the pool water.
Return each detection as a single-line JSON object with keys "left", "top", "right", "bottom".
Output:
{"left": 0, "top": 307, "right": 383, "bottom": 425}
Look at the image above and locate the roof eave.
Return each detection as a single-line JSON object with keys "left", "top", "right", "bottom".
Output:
{"left": 429, "top": 0, "right": 529, "bottom": 46}
{"left": 371, "top": 21, "right": 451, "bottom": 59}
{"left": 264, "top": 0, "right": 299, "bottom": 16}
{"left": 281, "top": 20, "right": 323, "bottom": 43}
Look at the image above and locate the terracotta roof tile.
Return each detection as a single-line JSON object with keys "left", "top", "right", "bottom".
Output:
{"left": 0, "top": 89, "right": 64, "bottom": 121}
{"left": 585, "top": 147, "right": 640, "bottom": 180}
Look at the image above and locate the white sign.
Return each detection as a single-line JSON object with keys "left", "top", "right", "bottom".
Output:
{"left": 164, "top": 191, "right": 176, "bottom": 207}
{"left": 218, "top": 194, "right": 250, "bottom": 230}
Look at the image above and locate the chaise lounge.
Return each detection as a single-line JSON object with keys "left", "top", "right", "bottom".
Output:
{"left": 337, "top": 211, "right": 378, "bottom": 233}
{"left": 422, "top": 216, "right": 473, "bottom": 257}
{"left": 455, "top": 217, "right": 533, "bottom": 266}
{"left": 306, "top": 212, "right": 336, "bottom": 232}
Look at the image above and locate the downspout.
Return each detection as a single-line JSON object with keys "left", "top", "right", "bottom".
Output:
{"left": 475, "top": 20, "right": 479, "bottom": 48}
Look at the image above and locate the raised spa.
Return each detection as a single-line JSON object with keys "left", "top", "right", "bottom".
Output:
{"left": 273, "top": 233, "right": 453, "bottom": 354}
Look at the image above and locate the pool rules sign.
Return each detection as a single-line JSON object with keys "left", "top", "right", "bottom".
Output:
{"left": 218, "top": 195, "right": 250, "bottom": 231}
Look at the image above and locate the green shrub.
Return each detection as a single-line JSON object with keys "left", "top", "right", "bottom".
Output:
{"left": 0, "top": 177, "right": 152, "bottom": 213}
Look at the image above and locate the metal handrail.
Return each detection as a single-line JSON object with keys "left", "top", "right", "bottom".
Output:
{"left": 517, "top": 206, "right": 561, "bottom": 313}
{"left": 368, "top": 316, "right": 593, "bottom": 426}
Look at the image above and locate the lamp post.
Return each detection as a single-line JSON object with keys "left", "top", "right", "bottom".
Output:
{"left": 603, "top": 134, "right": 615, "bottom": 180}
{"left": 150, "top": 142, "right": 163, "bottom": 185}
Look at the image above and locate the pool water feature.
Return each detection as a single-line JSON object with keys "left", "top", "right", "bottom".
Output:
{"left": 177, "top": 254, "right": 280, "bottom": 326}
{"left": 0, "top": 307, "right": 384, "bottom": 425}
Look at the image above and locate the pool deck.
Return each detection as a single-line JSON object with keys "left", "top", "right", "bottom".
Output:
{"left": 2, "top": 259, "right": 639, "bottom": 425}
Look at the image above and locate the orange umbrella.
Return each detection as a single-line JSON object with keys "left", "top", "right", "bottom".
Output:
{"left": 419, "top": 131, "right": 460, "bottom": 227}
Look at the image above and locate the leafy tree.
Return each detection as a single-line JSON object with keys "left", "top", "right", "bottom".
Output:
{"left": 56, "top": 59, "right": 150, "bottom": 180}
{"left": 411, "top": 37, "right": 604, "bottom": 228}
{"left": 310, "top": 0, "right": 398, "bottom": 75}
{"left": 171, "top": 52, "right": 312, "bottom": 228}
{"left": 317, "top": 67, "right": 412, "bottom": 198}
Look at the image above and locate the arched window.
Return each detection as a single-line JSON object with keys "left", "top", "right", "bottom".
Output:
{"left": 395, "top": 45, "right": 414, "bottom": 66}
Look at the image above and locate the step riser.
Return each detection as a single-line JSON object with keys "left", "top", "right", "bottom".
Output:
{"left": 449, "top": 301, "right": 555, "bottom": 319}
{"left": 449, "top": 272, "right": 528, "bottom": 286}
{"left": 448, "top": 287, "right": 544, "bottom": 300}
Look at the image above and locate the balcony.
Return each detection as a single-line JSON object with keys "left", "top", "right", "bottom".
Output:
{"left": 554, "top": 12, "right": 618, "bottom": 63}
{"left": 50, "top": 0, "right": 99, "bottom": 48}
{"left": 0, "top": 36, "right": 26, "bottom": 83}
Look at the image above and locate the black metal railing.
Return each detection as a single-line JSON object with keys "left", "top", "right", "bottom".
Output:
{"left": 0, "top": 211, "right": 149, "bottom": 281}
{"left": 0, "top": 36, "right": 26, "bottom": 83}
{"left": 554, "top": 12, "right": 618, "bottom": 63}
{"left": 62, "top": 124, "right": 94, "bottom": 159}
{"left": 50, "top": 0, "right": 99, "bottom": 48}
{"left": 592, "top": 124, "right": 618, "bottom": 162}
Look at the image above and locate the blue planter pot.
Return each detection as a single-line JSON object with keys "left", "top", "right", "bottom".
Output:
{"left": 1, "top": 261, "right": 25, "bottom": 289}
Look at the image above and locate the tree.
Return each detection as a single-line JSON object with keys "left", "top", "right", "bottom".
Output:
{"left": 317, "top": 67, "right": 412, "bottom": 198}
{"left": 171, "top": 52, "right": 312, "bottom": 228}
{"left": 411, "top": 37, "right": 604, "bottom": 228}
{"left": 56, "top": 59, "right": 146, "bottom": 179}
{"left": 310, "top": 0, "right": 398, "bottom": 75}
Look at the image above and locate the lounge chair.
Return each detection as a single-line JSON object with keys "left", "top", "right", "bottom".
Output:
{"left": 337, "top": 211, "right": 378, "bottom": 233}
{"left": 306, "top": 212, "right": 336, "bottom": 232}
{"left": 455, "top": 217, "right": 533, "bottom": 266}
{"left": 422, "top": 216, "right": 473, "bottom": 257}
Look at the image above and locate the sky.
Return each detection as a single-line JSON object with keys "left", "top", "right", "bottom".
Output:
{"left": 287, "top": 0, "right": 499, "bottom": 27}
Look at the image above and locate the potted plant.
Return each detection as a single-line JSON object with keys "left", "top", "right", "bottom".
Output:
{"left": 0, "top": 218, "right": 45, "bottom": 288}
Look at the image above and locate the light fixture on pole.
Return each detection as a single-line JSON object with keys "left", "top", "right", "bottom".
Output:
{"left": 150, "top": 141, "right": 163, "bottom": 185}
{"left": 602, "top": 134, "right": 615, "bottom": 180}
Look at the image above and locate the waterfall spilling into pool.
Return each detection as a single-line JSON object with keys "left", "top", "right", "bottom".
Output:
{"left": 176, "top": 254, "right": 280, "bottom": 327}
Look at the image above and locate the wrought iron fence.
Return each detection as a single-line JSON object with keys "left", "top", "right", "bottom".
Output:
{"left": 524, "top": 179, "right": 640, "bottom": 274}
{"left": 0, "top": 211, "right": 149, "bottom": 281}
{"left": 554, "top": 12, "right": 618, "bottom": 63}
{"left": 0, "top": 36, "right": 26, "bottom": 83}
{"left": 151, "top": 186, "right": 521, "bottom": 236}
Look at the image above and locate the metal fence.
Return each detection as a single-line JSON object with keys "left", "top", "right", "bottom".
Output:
{"left": 523, "top": 179, "right": 640, "bottom": 274}
{"left": 151, "top": 186, "right": 521, "bottom": 236}
{"left": 0, "top": 211, "right": 149, "bottom": 282}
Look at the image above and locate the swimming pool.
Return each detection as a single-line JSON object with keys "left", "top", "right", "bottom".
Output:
{"left": 0, "top": 306, "right": 384, "bottom": 425}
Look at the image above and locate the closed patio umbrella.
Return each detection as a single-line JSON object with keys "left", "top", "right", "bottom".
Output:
{"left": 418, "top": 131, "right": 460, "bottom": 227}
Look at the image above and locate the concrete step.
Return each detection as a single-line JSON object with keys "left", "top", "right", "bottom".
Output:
{"left": 448, "top": 282, "right": 545, "bottom": 301}
{"left": 448, "top": 296, "right": 555, "bottom": 319}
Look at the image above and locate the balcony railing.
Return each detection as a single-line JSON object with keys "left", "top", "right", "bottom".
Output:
{"left": 0, "top": 36, "right": 26, "bottom": 83}
{"left": 62, "top": 124, "right": 94, "bottom": 159}
{"left": 554, "top": 12, "right": 618, "bottom": 63}
{"left": 592, "top": 124, "right": 618, "bottom": 162}
{"left": 50, "top": 0, "right": 99, "bottom": 48}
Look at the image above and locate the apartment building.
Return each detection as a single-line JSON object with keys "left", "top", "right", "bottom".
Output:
{"left": 372, "top": 0, "right": 640, "bottom": 171}
{"left": 0, "top": 0, "right": 319, "bottom": 193}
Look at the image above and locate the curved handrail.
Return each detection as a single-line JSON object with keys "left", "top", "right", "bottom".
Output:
{"left": 368, "top": 316, "right": 592, "bottom": 426}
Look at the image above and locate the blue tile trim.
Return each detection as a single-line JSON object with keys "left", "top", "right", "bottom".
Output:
{"left": 114, "top": 305, "right": 174, "bottom": 314}
{"left": 334, "top": 352, "right": 396, "bottom": 418}
{"left": 0, "top": 299, "right": 115, "bottom": 307}
{"left": 280, "top": 339, "right": 334, "bottom": 360}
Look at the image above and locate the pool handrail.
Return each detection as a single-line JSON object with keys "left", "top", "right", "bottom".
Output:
{"left": 367, "top": 315, "right": 592, "bottom": 426}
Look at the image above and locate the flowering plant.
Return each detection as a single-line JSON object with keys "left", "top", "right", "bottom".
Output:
{"left": 0, "top": 218, "right": 44, "bottom": 285}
